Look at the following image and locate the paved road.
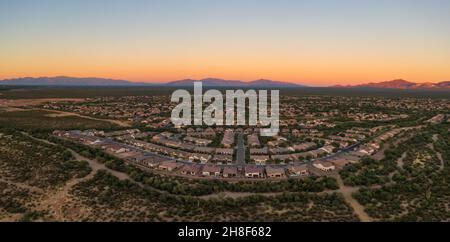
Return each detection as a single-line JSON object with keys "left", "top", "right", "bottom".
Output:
{"left": 236, "top": 133, "right": 246, "bottom": 165}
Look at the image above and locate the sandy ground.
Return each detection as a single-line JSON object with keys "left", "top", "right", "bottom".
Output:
{"left": 0, "top": 98, "right": 131, "bottom": 127}
{"left": 38, "top": 109, "right": 131, "bottom": 127}
{"left": 0, "top": 98, "right": 84, "bottom": 108}
{"left": 19, "top": 133, "right": 138, "bottom": 221}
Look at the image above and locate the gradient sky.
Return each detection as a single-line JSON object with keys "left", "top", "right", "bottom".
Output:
{"left": 1, "top": 0, "right": 450, "bottom": 86}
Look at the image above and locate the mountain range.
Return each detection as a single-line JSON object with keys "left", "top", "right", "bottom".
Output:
{"left": 0, "top": 77, "right": 303, "bottom": 88}
{"left": 166, "top": 78, "right": 302, "bottom": 87}
{"left": 336, "top": 79, "right": 450, "bottom": 90}
{"left": 0, "top": 76, "right": 148, "bottom": 86}
{"left": 0, "top": 76, "right": 449, "bottom": 90}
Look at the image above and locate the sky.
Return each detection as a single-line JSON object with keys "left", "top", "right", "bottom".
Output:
{"left": 1, "top": 0, "right": 450, "bottom": 86}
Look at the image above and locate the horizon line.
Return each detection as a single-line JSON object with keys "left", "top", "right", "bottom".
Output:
{"left": 1, "top": 75, "right": 450, "bottom": 87}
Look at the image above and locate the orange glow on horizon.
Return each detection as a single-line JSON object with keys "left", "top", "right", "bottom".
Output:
{"left": 1, "top": 64, "right": 449, "bottom": 87}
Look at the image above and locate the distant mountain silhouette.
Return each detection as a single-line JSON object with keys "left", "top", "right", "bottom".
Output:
{"left": 4, "top": 76, "right": 447, "bottom": 89}
{"left": 0, "top": 76, "right": 152, "bottom": 86}
{"left": 167, "top": 78, "right": 304, "bottom": 87}
{"left": 335, "top": 79, "right": 450, "bottom": 90}
{"left": 0, "top": 76, "right": 305, "bottom": 87}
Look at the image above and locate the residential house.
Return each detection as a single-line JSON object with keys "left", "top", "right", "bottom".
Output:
{"left": 265, "top": 166, "right": 285, "bottom": 178}
{"left": 212, "top": 154, "right": 233, "bottom": 164}
{"left": 312, "top": 161, "right": 335, "bottom": 172}
{"left": 188, "top": 153, "right": 212, "bottom": 163}
{"left": 250, "top": 155, "right": 270, "bottom": 165}
{"left": 247, "top": 134, "right": 260, "bottom": 147}
{"left": 244, "top": 165, "right": 265, "bottom": 178}
{"left": 287, "top": 164, "right": 309, "bottom": 177}
{"left": 180, "top": 164, "right": 202, "bottom": 176}
{"left": 158, "top": 160, "right": 182, "bottom": 171}
{"left": 202, "top": 165, "right": 221, "bottom": 177}
{"left": 223, "top": 166, "right": 238, "bottom": 178}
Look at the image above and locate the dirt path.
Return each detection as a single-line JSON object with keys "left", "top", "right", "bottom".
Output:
{"left": 200, "top": 191, "right": 285, "bottom": 200}
{"left": 23, "top": 132, "right": 133, "bottom": 182}
{"left": 33, "top": 166, "right": 97, "bottom": 221}
{"left": 334, "top": 175, "right": 372, "bottom": 222}
{"left": 373, "top": 134, "right": 413, "bottom": 161}
{"left": 437, "top": 152, "right": 445, "bottom": 170}
{"left": 386, "top": 152, "right": 407, "bottom": 180}
{"left": 38, "top": 108, "right": 131, "bottom": 127}
{"left": 22, "top": 133, "right": 140, "bottom": 220}
{"left": 396, "top": 152, "right": 406, "bottom": 169}
{"left": 429, "top": 134, "right": 445, "bottom": 171}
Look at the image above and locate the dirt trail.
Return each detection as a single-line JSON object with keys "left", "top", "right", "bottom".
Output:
{"left": 22, "top": 133, "right": 140, "bottom": 220}
{"left": 33, "top": 166, "right": 97, "bottom": 221}
{"left": 397, "top": 152, "right": 407, "bottom": 169}
{"left": 38, "top": 108, "right": 131, "bottom": 127}
{"left": 431, "top": 134, "right": 445, "bottom": 171}
{"left": 200, "top": 191, "right": 285, "bottom": 200}
{"left": 23, "top": 132, "right": 133, "bottom": 182}
{"left": 334, "top": 175, "right": 372, "bottom": 222}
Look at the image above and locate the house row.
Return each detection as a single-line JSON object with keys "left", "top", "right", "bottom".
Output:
{"left": 250, "top": 145, "right": 336, "bottom": 164}
{"left": 173, "top": 163, "right": 310, "bottom": 179}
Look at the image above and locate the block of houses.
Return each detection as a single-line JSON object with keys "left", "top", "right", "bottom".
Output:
{"left": 212, "top": 154, "right": 233, "bottom": 163}
{"left": 250, "top": 147, "right": 269, "bottom": 155}
{"left": 188, "top": 153, "right": 212, "bottom": 163}
{"left": 194, "top": 146, "right": 216, "bottom": 154}
{"left": 215, "top": 148, "right": 234, "bottom": 155}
